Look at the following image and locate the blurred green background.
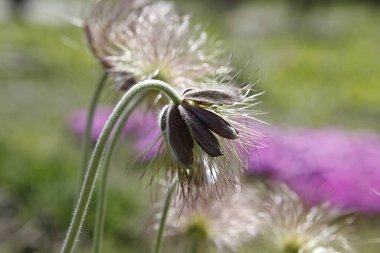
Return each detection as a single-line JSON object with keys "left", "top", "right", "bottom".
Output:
{"left": 0, "top": 0, "right": 380, "bottom": 252}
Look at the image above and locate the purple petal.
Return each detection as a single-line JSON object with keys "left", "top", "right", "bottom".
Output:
{"left": 180, "top": 105, "right": 223, "bottom": 157}
{"left": 184, "top": 105, "right": 238, "bottom": 140}
{"left": 167, "top": 105, "right": 194, "bottom": 165}
{"left": 183, "top": 86, "right": 244, "bottom": 105}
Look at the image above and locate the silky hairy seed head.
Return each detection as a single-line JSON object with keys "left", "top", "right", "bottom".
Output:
{"left": 84, "top": 0, "right": 149, "bottom": 64}
{"left": 150, "top": 184, "right": 263, "bottom": 252}
{"left": 84, "top": 0, "right": 150, "bottom": 89}
{"left": 257, "top": 183, "right": 355, "bottom": 253}
{"left": 85, "top": 0, "right": 232, "bottom": 92}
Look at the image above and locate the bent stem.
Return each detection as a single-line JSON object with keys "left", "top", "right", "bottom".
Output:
{"left": 60, "top": 80, "right": 181, "bottom": 253}
{"left": 92, "top": 92, "right": 147, "bottom": 253}
{"left": 153, "top": 180, "right": 178, "bottom": 253}
{"left": 83, "top": 72, "right": 108, "bottom": 172}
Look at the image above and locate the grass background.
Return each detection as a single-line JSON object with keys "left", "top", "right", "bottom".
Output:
{"left": 0, "top": 0, "right": 379, "bottom": 252}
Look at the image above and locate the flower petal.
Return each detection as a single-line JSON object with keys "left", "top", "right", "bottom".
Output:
{"left": 167, "top": 105, "right": 194, "bottom": 165}
{"left": 184, "top": 105, "right": 238, "bottom": 140}
{"left": 180, "top": 105, "right": 223, "bottom": 157}
{"left": 183, "top": 86, "right": 244, "bottom": 105}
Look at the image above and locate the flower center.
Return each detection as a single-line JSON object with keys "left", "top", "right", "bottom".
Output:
{"left": 282, "top": 237, "right": 302, "bottom": 253}
{"left": 185, "top": 216, "right": 210, "bottom": 241}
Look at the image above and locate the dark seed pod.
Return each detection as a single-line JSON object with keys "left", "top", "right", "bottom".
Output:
{"left": 180, "top": 105, "right": 223, "bottom": 157}
{"left": 167, "top": 105, "right": 194, "bottom": 165}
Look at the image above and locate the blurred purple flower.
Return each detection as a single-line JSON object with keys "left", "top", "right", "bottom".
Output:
{"left": 68, "top": 107, "right": 161, "bottom": 159}
{"left": 249, "top": 128, "right": 380, "bottom": 213}
{"left": 69, "top": 107, "right": 113, "bottom": 141}
{"left": 68, "top": 109, "right": 380, "bottom": 212}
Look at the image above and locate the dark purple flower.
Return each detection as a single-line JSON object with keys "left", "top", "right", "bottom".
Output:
{"left": 154, "top": 86, "right": 260, "bottom": 201}
{"left": 160, "top": 88, "right": 241, "bottom": 166}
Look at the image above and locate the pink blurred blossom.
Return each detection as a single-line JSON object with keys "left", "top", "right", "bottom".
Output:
{"left": 68, "top": 107, "right": 161, "bottom": 159}
{"left": 249, "top": 128, "right": 380, "bottom": 213}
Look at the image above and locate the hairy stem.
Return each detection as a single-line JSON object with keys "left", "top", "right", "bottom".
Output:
{"left": 92, "top": 92, "right": 146, "bottom": 253}
{"left": 153, "top": 180, "right": 178, "bottom": 253}
{"left": 60, "top": 80, "right": 181, "bottom": 253}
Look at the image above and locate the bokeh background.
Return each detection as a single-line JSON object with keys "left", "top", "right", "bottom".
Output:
{"left": 0, "top": 0, "right": 380, "bottom": 252}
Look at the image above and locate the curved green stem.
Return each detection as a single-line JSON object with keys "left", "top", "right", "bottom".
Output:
{"left": 60, "top": 80, "right": 181, "bottom": 253}
{"left": 92, "top": 92, "right": 147, "bottom": 253}
{"left": 83, "top": 73, "right": 108, "bottom": 171}
{"left": 153, "top": 180, "right": 178, "bottom": 253}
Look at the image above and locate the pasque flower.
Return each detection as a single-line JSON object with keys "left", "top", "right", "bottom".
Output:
{"left": 257, "top": 183, "right": 354, "bottom": 253}
{"left": 154, "top": 84, "right": 262, "bottom": 200}
{"left": 84, "top": 0, "right": 230, "bottom": 91}
{"left": 84, "top": 0, "right": 149, "bottom": 89}
{"left": 151, "top": 184, "right": 262, "bottom": 252}
{"left": 161, "top": 86, "right": 242, "bottom": 165}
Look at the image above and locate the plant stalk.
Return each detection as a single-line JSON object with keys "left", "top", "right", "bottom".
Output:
{"left": 92, "top": 92, "right": 146, "bottom": 253}
{"left": 60, "top": 80, "right": 181, "bottom": 253}
{"left": 153, "top": 180, "right": 178, "bottom": 253}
